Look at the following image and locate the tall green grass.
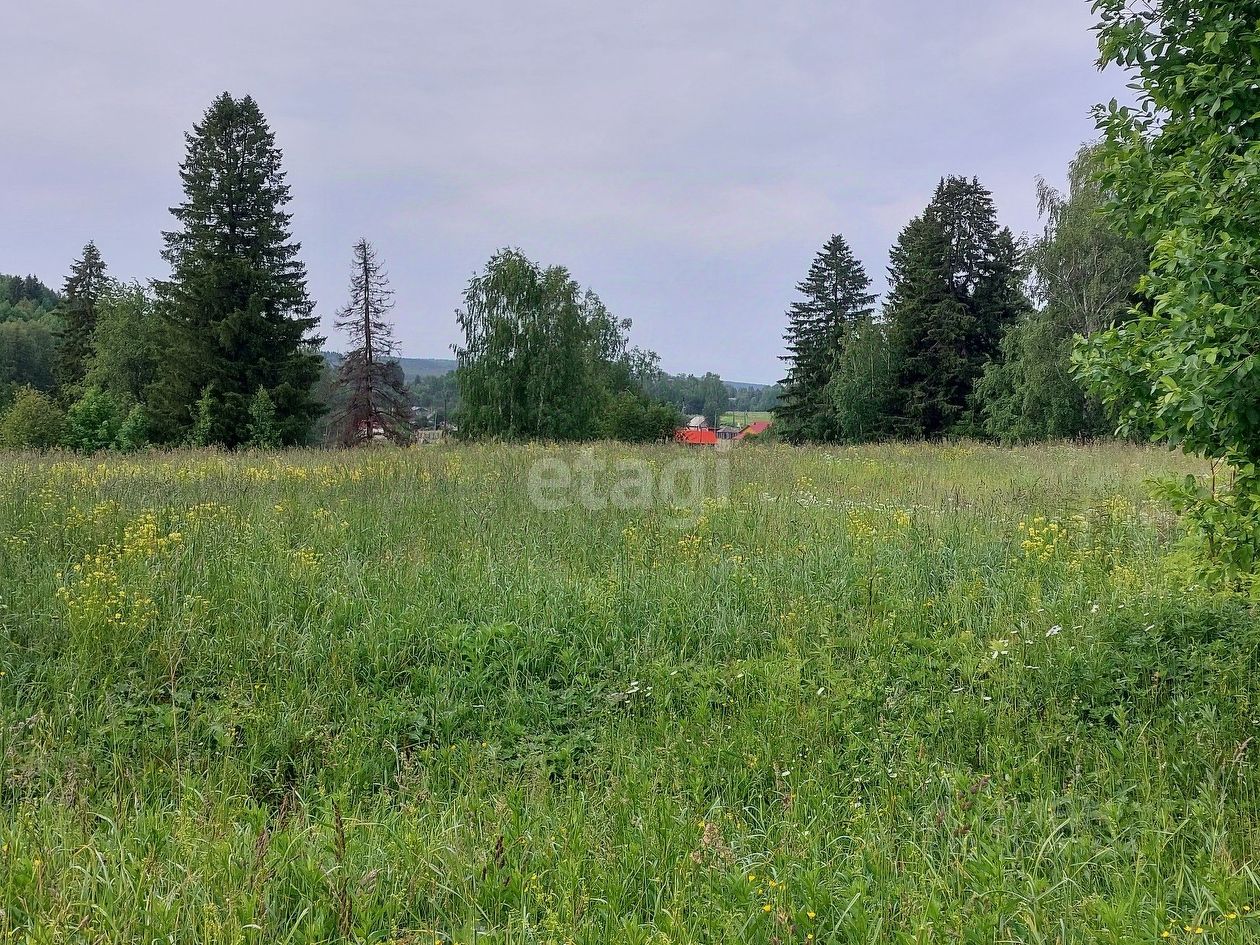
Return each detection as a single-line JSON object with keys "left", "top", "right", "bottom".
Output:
{"left": 1, "top": 442, "right": 1256, "bottom": 943}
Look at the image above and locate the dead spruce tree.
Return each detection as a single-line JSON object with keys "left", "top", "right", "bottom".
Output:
{"left": 328, "top": 239, "right": 414, "bottom": 446}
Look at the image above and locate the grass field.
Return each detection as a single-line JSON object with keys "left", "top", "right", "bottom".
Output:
{"left": 719, "top": 411, "right": 774, "bottom": 428}
{"left": 2, "top": 441, "right": 1258, "bottom": 943}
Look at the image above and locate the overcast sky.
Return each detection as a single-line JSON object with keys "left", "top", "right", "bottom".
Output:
{"left": 2, "top": 1, "right": 1128, "bottom": 383}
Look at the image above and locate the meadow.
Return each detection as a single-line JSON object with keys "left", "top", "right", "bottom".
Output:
{"left": 719, "top": 412, "right": 775, "bottom": 428}
{"left": 1, "top": 441, "right": 1257, "bottom": 944}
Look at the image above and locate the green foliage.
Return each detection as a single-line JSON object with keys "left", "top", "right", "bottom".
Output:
{"left": 455, "top": 249, "right": 596, "bottom": 439}
{"left": 151, "top": 92, "right": 324, "bottom": 447}
{"left": 189, "top": 386, "right": 221, "bottom": 449}
{"left": 1076, "top": 0, "right": 1260, "bottom": 579}
{"left": 246, "top": 387, "right": 280, "bottom": 450}
{"left": 777, "top": 233, "right": 875, "bottom": 443}
{"left": 647, "top": 371, "right": 730, "bottom": 428}
{"left": 731, "top": 382, "right": 780, "bottom": 414}
{"left": 979, "top": 145, "right": 1148, "bottom": 443}
{"left": 53, "top": 242, "right": 108, "bottom": 398}
{"left": 408, "top": 370, "right": 460, "bottom": 428}
{"left": 885, "top": 178, "right": 1030, "bottom": 437}
{"left": 600, "top": 389, "right": 681, "bottom": 442}
{"left": 84, "top": 280, "right": 162, "bottom": 406}
{"left": 115, "top": 405, "right": 150, "bottom": 453}
{"left": 978, "top": 310, "right": 1106, "bottom": 443}
{"left": 63, "top": 387, "right": 125, "bottom": 453}
{"left": 647, "top": 376, "right": 778, "bottom": 424}
{"left": 455, "top": 249, "right": 670, "bottom": 441}
{"left": 0, "top": 274, "right": 61, "bottom": 403}
{"left": 825, "top": 318, "right": 898, "bottom": 442}
{"left": 0, "top": 319, "right": 58, "bottom": 397}
{"left": 0, "top": 386, "right": 64, "bottom": 449}
{"left": 0, "top": 273, "right": 59, "bottom": 313}
{"left": 1030, "top": 145, "right": 1149, "bottom": 338}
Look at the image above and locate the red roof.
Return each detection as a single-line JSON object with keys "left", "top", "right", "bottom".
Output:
{"left": 736, "top": 421, "right": 772, "bottom": 439}
{"left": 675, "top": 428, "right": 718, "bottom": 445}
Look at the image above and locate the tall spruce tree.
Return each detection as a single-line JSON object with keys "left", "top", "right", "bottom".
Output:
{"left": 777, "top": 233, "right": 876, "bottom": 442}
{"left": 328, "top": 239, "right": 414, "bottom": 446}
{"left": 885, "top": 214, "right": 971, "bottom": 435}
{"left": 54, "top": 242, "right": 108, "bottom": 398}
{"left": 151, "top": 92, "right": 324, "bottom": 446}
{"left": 885, "top": 177, "right": 1028, "bottom": 436}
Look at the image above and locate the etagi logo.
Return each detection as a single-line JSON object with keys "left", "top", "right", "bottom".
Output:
{"left": 526, "top": 449, "right": 730, "bottom": 529}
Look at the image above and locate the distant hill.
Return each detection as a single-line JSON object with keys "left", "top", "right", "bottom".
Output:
{"left": 323, "top": 352, "right": 457, "bottom": 382}
{"left": 324, "top": 350, "right": 771, "bottom": 390}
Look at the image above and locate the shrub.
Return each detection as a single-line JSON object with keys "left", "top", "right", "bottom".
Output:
{"left": 246, "top": 387, "right": 280, "bottom": 449}
{"left": 601, "top": 390, "right": 681, "bottom": 442}
{"left": 115, "top": 404, "right": 151, "bottom": 453}
{"left": 0, "top": 386, "right": 65, "bottom": 450}
{"left": 63, "top": 387, "right": 124, "bottom": 453}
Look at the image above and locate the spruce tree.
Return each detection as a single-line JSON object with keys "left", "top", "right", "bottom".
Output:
{"left": 885, "top": 214, "right": 971, "bottom": 435}
{"left": 328, "top": 239, "right": 414, "bottom": 446}
{"left": 885, "top": 177, "right": 1029, "bottom": 436}
{"left": 54, "top": 242, "right": 108, "bottom": 398}
{"left": 777, "top": 233, "right": 876, "bottom": 442}
{"left": 151, "top": 92, "right": 324, "bottom": 446}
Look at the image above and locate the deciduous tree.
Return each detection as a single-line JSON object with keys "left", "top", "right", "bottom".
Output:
{"left": 1076, "top": 0, "right": 1260, "bottom": 579}
{"left": 455, "top": 249, "right": 648, "bottom": 441}
{"left": 979, "top": 144, "right": 1148, "bottom": 442}
{"left": 84, "top": 281, "right": 162, "bottom": 407}
{"left": 0, "top": 387, "right": 64, "bottom": 450}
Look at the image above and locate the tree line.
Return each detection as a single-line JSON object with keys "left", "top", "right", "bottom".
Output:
{"left": 773, "top": 0, "right": 1258, "bottom": 583}
{"left": 1, "top": 94, "right": 328, "bottom": 450}
{"left": 0, "top": 92, "right": 732, "bottom": 450}
{"left": 775, "top": 149, "right": 1148, "bottom": 446}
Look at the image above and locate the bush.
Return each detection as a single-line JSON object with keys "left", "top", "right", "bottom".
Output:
{"left": 246, "top": 387, "right": 280, "bottom": 449}
{"left": 189, "top": 385, "right": 221, "bottom": 448}
{"left": 63, "top": 387, "right": 125, "bottom": 453}
{"left": 601, "top": 390, "right": 681, "bottom": 442}
{"left": 0, "top": 387, "right": 65, "bottom": 450}
{"left": 115, "top": 405, "right": 151, "bottom": 453}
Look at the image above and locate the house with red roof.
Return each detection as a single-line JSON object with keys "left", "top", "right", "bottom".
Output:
{"left": 674, "top": 419, "right": 771, "bottom": 446}
{"left": 675, "top": 427, "right": 718, "bottom": 446}
{"left": 735, "top": 420, "right": 772, "bottom": 440}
